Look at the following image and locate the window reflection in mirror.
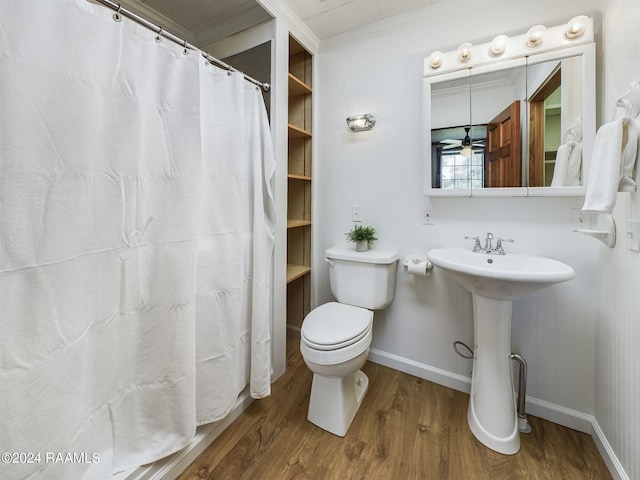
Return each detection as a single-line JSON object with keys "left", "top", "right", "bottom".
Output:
{"left": 430, "top": 74, "right": 471, "bottom": 189}
{"left": 432, "top": 125, "right": 486, "bottom": 189}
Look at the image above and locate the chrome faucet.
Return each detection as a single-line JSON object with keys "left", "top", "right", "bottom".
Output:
{"left": 484, "top": 232, "right": 494, "bottom": 252}
{"left": 465, "top": 233, "right": 514, "bottom": 254}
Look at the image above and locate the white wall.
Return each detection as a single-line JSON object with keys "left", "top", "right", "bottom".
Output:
{"left": 313, "top": 0, "right": 607, "bottom": 436}
{"left": 596, "top": 1, "right": 640, "bottom": 479}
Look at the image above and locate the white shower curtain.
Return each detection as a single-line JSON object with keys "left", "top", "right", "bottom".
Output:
{"left": 0, "top": 1, "right": 275, "bottom": 478}
{"left": 196, "top": 67, "right": 275, "bottom": 424}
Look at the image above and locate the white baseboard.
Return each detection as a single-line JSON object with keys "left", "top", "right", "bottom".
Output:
{"left": 525, "top": 396, "right": 593, "bottom": 433}
{"left": 590, "top": 419, "right": 630, "bottom": 480}
{"left": 125, "top": 393, "right": 254, "bottom": 480}
{"left": 367, "top": 348, "right": 627, "bottom": 480}
{"left": 367, "top": 347, "right": 471, "bottom": 394}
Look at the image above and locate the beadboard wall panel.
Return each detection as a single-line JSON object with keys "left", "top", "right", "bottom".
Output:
{"left": 597, "top": 1, "right": 640, "bottom": 478}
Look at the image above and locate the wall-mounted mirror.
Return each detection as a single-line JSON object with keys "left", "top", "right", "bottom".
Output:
{"left": 471, "top": 59, "right": 527, "bottom": 191}
{"left": 526, "top": 50, "right": 590, "bottom": 193}
{"left": 423, "top": 19, "right": 595, "bottom": 197}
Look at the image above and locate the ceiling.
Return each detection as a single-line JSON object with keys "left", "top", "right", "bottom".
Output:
{"left": 281, "top": 0, "right": 438, "bottom": 39}
{"left": 118, "top": 0, "right": 439, "bottom": 45}
{"left": 119, "top": 0, "right": 272, "bottom": 46}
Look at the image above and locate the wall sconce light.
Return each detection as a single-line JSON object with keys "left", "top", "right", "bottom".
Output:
{"left": 457, "top": 42, "right": 473, "bottom": 62}
{"left": 429, "top": 51, "right": 443, "bottom": 69}
{"left": 346, "top": 114, "right": 376, "bottom": 132}
{"left": 489, "top": 35, "right": 508, "bottom": 56}
{"left": 565, "top": 15, "right": 588, "bottom": 39}
{"left": 526, "top": 25, "right": 546, "bottom": 47}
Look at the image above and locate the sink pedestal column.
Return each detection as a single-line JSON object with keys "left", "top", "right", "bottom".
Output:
{"left": 468, "top": 294, "right": 520, "bottom": 454}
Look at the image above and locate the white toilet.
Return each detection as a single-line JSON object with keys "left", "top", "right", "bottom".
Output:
{"left": 300, "top": 246, "right": 399, "bottom": 436}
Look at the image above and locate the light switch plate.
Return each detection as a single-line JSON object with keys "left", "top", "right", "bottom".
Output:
{"left": 422, "top": 206, "right": 434, "bottom": 225}
{"left": 352, "top": 205, "right": 362, "bottom": 222}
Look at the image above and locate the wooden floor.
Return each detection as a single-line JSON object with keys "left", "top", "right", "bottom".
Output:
{"left": 177, "top": 338, "right": 611, "bottom": 480}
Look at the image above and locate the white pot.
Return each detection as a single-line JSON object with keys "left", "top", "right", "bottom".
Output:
{"left": 355, "top": 240, "right": 368, "bottom": 252}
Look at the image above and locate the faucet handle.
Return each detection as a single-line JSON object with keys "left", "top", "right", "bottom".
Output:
{"left": 464, "top": 235, "right": 483, "bottom": 252}
{"left": 495, "top": 237, "right": 514, "bottom": 255}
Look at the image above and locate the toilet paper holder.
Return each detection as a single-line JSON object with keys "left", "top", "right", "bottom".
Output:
{"left": 402, "top": 255, "right": 433, "bottom": 275}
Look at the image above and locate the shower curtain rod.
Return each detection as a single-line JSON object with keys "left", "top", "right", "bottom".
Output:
{"left": 92, "top": 0, "right": 271, "bottom": 92}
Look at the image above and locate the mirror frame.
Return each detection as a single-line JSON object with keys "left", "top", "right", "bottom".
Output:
{"left": 423, "top": 18, "right": 595, "bottom": 197}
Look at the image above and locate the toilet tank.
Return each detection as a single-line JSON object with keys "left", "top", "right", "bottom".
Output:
{"left": 326, "top": 246, "right": 399, "bottom": 310}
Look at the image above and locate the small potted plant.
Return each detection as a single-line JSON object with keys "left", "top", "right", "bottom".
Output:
{"left": 346, "top": 225, "right": 377, "bottom": 252}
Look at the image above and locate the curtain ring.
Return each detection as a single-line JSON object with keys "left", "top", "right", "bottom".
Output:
{"left": 183, "top": 39, "right": 189, "bottom": 56}
{"left": 155, "top": 27, "right": 163, "bottom": 43}
{"left": 113, "top": 4, "right": 122, "bottom": 22}
{"left": 227, "top": 70, "right": 232, "bottom": 77}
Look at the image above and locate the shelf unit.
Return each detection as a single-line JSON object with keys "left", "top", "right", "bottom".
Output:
{"left": 286, "top": 36, "right": 313, "bottom": 331}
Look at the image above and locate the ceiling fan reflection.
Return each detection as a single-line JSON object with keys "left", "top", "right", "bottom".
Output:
{"left": 440, "top": 127, "right": 485, "bottom": 155}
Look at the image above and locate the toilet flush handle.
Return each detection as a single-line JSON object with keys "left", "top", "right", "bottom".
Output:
{"left": 325, "top": 258, "right": 335, "bottom": 267}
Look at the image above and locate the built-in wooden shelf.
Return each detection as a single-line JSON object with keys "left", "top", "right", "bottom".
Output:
{"left": 288, "top": 72, "right": 312, "bottom": 97}
{"left": 287, "top": 219, "right": 312, "bottom": 229}
{"left": 287, "top": 35, "right": 313, "bottom": 330}
{"left": 288, "top": 173, "right": 312, "bottom": 181}
{"left": 287, "top": 264, "right": 311, "bottom": 283}
{"left": 288, "top": 124, "right": 312, "bottom": 138}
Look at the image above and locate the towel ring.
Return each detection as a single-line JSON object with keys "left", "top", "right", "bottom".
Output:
{"left": 616, "top": 80, "right": 640, "bottom": 119}
{"left": 565, "top": 117, "right": 583, "bottom": 143}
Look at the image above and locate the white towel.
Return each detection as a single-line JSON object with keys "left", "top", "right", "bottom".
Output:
{"left": 565, "top": 141, "right": 582, "bottom": 186}
{"left": 551, "top": 140, "right": 582, "bottom": 187}
{"left": 550, "top": 141, "right": 573, "bottom": 187}
{"left": 582, "top": 118, "right": 638, "bottom": 213}
{"left": 619, "top": 118, "right": 638, "bottom": 192}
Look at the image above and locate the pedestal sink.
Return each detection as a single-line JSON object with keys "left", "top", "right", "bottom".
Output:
{"left": 427, "top": 247, "right": 575, "bottom": 454}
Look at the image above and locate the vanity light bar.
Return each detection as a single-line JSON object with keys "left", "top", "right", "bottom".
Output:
{"left": 424, "top": 16, "right": 594, "bottom": 77}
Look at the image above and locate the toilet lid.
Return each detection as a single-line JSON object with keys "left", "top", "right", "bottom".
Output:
{"left": 301, "top": 302, "right": 373, "bottom": 350}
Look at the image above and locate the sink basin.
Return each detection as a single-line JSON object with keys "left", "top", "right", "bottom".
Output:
{"left": 427, "top": 248, "right": 575, "bottom": 300}
{"left": 427, "top": 247, "right": 575, "bottom": 455}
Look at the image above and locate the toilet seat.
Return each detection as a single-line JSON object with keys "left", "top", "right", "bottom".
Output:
{"left": 300, "top": 302, "right": 373, "bottom": 366}
{"left": 301, "top": 302, "right": 372, "bottom": 350}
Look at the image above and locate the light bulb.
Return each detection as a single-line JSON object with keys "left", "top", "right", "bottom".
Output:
{"left": 457, "top": 43, "right": 473, "bottom": 63}
{"left": 526, "top": 25, "right": 546, "bottom": 48}
{"left": 565, "top": 15, "right": 588, "bottom": 39}
{"left": 429, "top": 51, "right": 443, "bottom": 69}
{"left": 489, "top": 35, "right": 508, "bottom": 56}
